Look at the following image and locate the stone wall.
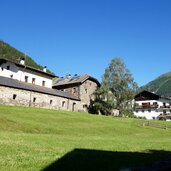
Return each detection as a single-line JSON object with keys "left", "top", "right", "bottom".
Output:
{"left": 62, "top": 86, "right": 79, "bottom": 98}
{"left": 54, "top": 79, "right": 98, "bottom": 112}
{"left": 79, "top": 80, "right": 98, "bottom": 106}
{"left": 0, "top": 85, "right": 83, "bottom": 112}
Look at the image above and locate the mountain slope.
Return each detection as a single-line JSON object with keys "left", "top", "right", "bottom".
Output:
{"left": 140, "top": 71, "right": 171, "bottom": 97}
{"left": 0, "top": 40, "right": 53, "bottom": 74}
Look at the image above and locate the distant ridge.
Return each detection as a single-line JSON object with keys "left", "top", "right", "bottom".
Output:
{"left": 0, "top": 40, "right": 53, "bottom": 74}
{"left": 140, "top": 71, "right": 171, "bottom": 97}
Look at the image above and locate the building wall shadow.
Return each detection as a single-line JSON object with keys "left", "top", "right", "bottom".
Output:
{"left": 42, "top": 148, "right": 171, "bottom": 171}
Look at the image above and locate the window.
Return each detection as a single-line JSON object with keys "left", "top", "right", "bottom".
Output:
{"left": 13, "top": 94, "right": 17, "bottom": 100}
{"left": 50, "top": 100, "right": 53, "bottom": 104}
{"left": 72, "top": 103, "right": 76, "bottom": 111}
{"left": 1, "top": 67, "right": 4, "bottom": 71}
{"left": 62, "top": 101, "right": 65, "bottom": 107}
{"left": 85, "top": 88, "right": 88, "bottom": 94}
{"left": 25, "top": 76, "right": 28, "bottom": 83}
{"left": 7, "top": 65, "right": 10, "bottom": 70}
{"left": 10, "top": 75, "right": 13, "bottom": 78}
{"left": 33, "top": 97, "right": 36, "bottom": 102}
{"left": 42, "top": 81, "right": 45, "bottom": 87}
{"left": 73, "top": 88, "right": 76, "bottom": 93}
{"left": 83, "top": 104, "right": 87, "bottom": 109}
{"left": 32, "top": 78, "right": 35, "bottom": 84}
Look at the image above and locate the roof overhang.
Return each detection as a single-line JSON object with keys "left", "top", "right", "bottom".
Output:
{"left": 0, "top": 58, "right": 57, "bottom": 78}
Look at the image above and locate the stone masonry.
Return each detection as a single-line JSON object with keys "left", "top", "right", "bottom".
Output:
{"left": 0, "top": 85, "right": 83, "bottom": 112}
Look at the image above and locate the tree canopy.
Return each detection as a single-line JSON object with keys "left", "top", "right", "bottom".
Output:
{"left": 90, "top": 58, "right": 138, "bottom": 116}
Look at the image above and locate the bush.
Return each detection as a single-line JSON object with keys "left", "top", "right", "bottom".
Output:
{"left": 123, "top": 109, "right": 134, "bottom": 118}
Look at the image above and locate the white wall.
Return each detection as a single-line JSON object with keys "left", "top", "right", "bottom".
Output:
{"left": 0, "top": 61, "right": 52, "bottom": 88}
{"left": 0, "top": 62, "right": 18, "bottom": 78}
{"left": 134, "top": 109, "right": 160, "bottom": 120}
{"left": 134, "top": 99, "right": 171, "bottom": 120}
{"left": 18, "top": 70, "right": 52, "bottom": 88}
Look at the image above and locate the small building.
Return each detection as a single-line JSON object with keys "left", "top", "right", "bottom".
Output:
{"left": 134, "top": 90, "right": 171, "bottom": 120}
{"left": 53, "top": 74, "right": 101, "bottom": 112}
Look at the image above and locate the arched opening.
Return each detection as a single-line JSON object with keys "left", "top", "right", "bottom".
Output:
{"left": 62, "top": 101, "right": 66, "bottom": 108}
{"left": 72, "top": 103, "right": 76, "bottom": 111}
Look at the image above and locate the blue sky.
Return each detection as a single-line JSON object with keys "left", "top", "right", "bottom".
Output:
{"left": 0, "top": 0, "right": 171, "bottom": 86}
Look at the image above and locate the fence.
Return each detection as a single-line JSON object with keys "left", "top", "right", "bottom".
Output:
{"left": 136, "top": 120, "right": 171, "bottom": 129}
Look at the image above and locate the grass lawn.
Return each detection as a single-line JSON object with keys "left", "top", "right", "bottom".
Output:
{"left": 0, "top": 105, "right": 171, "bottom": 171}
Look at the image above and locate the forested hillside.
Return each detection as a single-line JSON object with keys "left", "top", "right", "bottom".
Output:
{"left": 140, "top": 71, "right": 171, "bottom": 97}
{"left": 0, "top": 40, "right": 53, "bottom": 73}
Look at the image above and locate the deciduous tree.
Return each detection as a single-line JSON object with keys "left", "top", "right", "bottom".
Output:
{"left": 90, "top": 58, "right": 138, "bottom": 116}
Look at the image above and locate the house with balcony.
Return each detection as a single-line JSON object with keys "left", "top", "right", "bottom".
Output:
{"left": 134, "top": 90, "right": 171, "bottom": 120}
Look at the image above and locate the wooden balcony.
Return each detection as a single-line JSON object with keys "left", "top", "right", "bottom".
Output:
{"left": 135, "top": 104, "right": 158, "bottom": 109}
{"left": 160, "top": 105, "right": 171, "bottom": 109}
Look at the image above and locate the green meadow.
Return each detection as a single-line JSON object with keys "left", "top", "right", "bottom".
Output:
{"left": 0, "top": 105, "right": 171, "bottom": 171}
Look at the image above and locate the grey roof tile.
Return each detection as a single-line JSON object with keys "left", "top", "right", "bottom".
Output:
{"left": 0, "top": 76, "right": 80, "bottom": 100}
{"left": 53, "top": 74, "right": 100, "bottom": 87}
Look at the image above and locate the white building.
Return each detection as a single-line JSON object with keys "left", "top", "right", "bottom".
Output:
{"left": 134, "top": 90, "right": 171, "bottom": 120}
{"left": 0, "top": 58, "right": 54, "bottom": 88}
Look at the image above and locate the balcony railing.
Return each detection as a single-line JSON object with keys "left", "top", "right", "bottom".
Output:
{"left": 160, "top": 105, "right": 171, "bottom": 109}
{"left": 135, "top": 104, "right": 159, "bottom": 109}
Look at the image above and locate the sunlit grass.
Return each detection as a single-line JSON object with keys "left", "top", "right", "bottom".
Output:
{"left": 0, "top": 105, "right": 171, "bottom": 170}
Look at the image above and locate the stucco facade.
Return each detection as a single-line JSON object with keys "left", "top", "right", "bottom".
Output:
{"left": 0, "top": 59, "right": 54, "bottom": 88}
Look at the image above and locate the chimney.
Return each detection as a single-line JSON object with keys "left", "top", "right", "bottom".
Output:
{"left": 19, "top": 57, "right": 25, "bottom": 65}
{"left": 43, "top": 66, "right": 47, "bottom": 72}
{"left": 66, "top": 74, "right": 71, "bottom": 79}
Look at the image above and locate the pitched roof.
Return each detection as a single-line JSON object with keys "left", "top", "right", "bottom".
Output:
{"left": 53, "top": 74, "right": 101, "bottom": 87}
{"left": 135, "top": 90, "right": 171, "bottom": 101}
{"left": 135, "top": 90, "right": 160, "bottom": 101}
{"left": 0, "top": 58, "right": 56, "bottom": 78}
{"left": 0, "top": 76, "right": 80, "bottom": 100}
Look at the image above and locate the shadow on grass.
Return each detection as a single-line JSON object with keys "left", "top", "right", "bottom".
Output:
{"left": 42, "top": 149, "right": 171, "bottom": 171}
